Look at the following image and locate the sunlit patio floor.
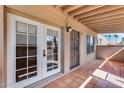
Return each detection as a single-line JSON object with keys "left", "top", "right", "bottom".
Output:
{"left": 43, "top": 59, "right": 124, "bottom": 88}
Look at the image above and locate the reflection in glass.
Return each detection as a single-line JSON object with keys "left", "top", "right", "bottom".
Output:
{"left": 47, "top": 36, "right": 53, "bottom": 50}
{"left": 47, "top": 49, "right": 52, "bottom": 54}
{"left": 16, "top": 46, "right": 27, "bottom": 57}
{"left": 16, "top": 58, "right": 27, "bottom": 70}
{"left": 28, "top": 24, "right": 37, "bottom": 35}
{"left": 16, "top": 34, "right": 27, "bottom": 45}
{"left": 16, "top": 21, "right": 38, "bottom": 82}
{"left": 47, "top": 36, "right": 53, "bottom": 42}
{"left": 28, "top": 46, "right": 37, "bottom": 56}
{"left": 28, "top": 57, "right": 37, "bottom": 67}
{"left": 16, "top": 69, "right": 27, "bottom": 82}
{"left": 28, "top": 67, "right": 37, "bottom": 73}
{"left": 53, "top": 63, "right": 57, "bottom": 66}
{"left": 47, "top": 29, "right": 59, "bottom": 72}
{"left": 16, "top": 21, "right": 27, "bottom": 33}
{"left": 47, "top": 55, "right": 52, "bottom": 61}
{"left": 47, "top": 68, "right": 52, "bottom": 71}
{"left": 47, "top": 63, "right": 52, "bottom": 68}
{"left": 54, "top": 47, "right": 58, "bottom": 53}
{"left": 28, "top": 72, "right": 37, "bottom": 78}
{"left": 47, "top": 41, "right": 52, "bottom": 46}
{"left": 54, "top": 54, "right": 58, "bottom": 61}
{"left": 28, "top": 36, "right": 37, "bottom": 45}
{"left": 53, "top": 66, "right": 58, "bottom": 70}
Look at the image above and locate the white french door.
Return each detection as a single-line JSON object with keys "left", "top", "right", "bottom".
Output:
{"left": 7, "top": 13, "right": 43, "bottom": 88}
{"left": 7, "top": 13, "right": 61, "bottom": 88}
{"left": 42, "top": 25, "right": 61, "bottom": 78}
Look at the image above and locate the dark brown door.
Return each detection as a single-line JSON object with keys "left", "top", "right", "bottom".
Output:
{"left": 70, "top": 30, "right": 80, "bottom": 69}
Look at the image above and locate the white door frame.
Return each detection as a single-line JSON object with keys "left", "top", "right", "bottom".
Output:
{"left": 7, "top": 13, "right": 61, "bottom": 88}
{"left": 7, "top": 13, "right": 43, "bottom": 88}
{"left": 42, "top": 24, "right": 61, "bottom": 78}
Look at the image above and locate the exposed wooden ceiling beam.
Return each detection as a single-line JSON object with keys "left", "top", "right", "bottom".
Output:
{"left": 81, "top": 13, "right": 124, "bottom": 24}
{"left": 86, "top": 26, "right": 123, "bottom": 33}
{"left": 76, "top": 5, "right": 124, "bottom": 20}
{"left": 62, "top": 5, "right": 83, "bottom": 13}
{"left": 89, "top": 26, "right": 124, "bottom": 31}
{"left": 82, "top": 14, "right": 124, "bottom": 24}
{"left": 79, "top": 7, "right": 124, "bottom": 23}
{"left": 87, "top": 26, "right": 124, "bottom": 33}
{"left": 86, "top": 24, "right": 124, "bottom": 30}
{"left": 95, "top": 29, "right": 124, "bottom": 33}
{"left": 89, "top": 27, "right": 124, "bottom": 32}
{"left": 91, "top": 28, "right": 123, "bottom": 31}
{"left": 88, "top": 23, "right": 124, "bottom": 29}
{"left": 96, "top": 30, "right": 124, "bottom": 33}
{"left": 84, "top": 18, "right": 124, "bottom": 24}
{"left": 79, "top": 12, "right": 124, "bottom": 23}
{"left": 86, "top": 24, "right": 124, "bottom": 33}
{"left": 87, "top": 23, "right": 124, "bottom": 28}
{"left": 69, "top": 5, "right": 103, "bottom": 17}
{"left": 54, "top": 5, "right": 124, "bottom": 33}
{"left": 88, "top": 22, "right": 124, "bottom": 27}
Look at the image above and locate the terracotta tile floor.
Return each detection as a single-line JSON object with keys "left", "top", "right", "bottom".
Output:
{"left": 43, "top": 59, "right": 124, "bottom": 88}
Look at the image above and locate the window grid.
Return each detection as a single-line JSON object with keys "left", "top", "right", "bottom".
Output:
{"left": 16, "top": 21, "right": 37, "bottom": 82}
{"left": 87, "top": 35, "right": 95, "bottom": 54}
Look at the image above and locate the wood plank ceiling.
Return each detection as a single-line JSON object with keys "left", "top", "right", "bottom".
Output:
{"left": 54, "top": 5, "right": 124, "bottom": 33}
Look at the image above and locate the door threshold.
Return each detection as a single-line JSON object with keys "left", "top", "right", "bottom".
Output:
{"left": 25, "top": 72, "right": 63, "bottom": 88}
{"left": 26, "top": 65, "right": 82, "bottom": 88}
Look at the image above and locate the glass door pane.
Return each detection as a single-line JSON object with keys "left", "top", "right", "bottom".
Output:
{"left": 16, "top": 21, "right": 38, "bottom": 82}
{"left": 46, "top": 29, "right": 59, "bottom": 72}
{"left": 27, "top": 24, "right": 37, "bottom": 79}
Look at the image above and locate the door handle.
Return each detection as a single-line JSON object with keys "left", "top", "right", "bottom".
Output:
{"left": 43, "top": 49, "right": 46, "bottom": 57}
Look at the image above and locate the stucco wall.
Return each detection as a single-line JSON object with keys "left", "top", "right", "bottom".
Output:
{"left": 0, "top": 5, "right": 4, "bottom": 88}
{"left": 5, "top": 5, "right": 97, "bottom": 72}
{"left": 96, "top": 46, "right": 123, "bottom": 60}
{"left": 110, "top": 49, "right": 124, "bottom": 62}
{"left": 3, "top": 5, "right": 97, "bottom": 87}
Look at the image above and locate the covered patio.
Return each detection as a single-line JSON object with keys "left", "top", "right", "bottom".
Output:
{"left": 43, "top": 59, "right": 124, "bottom": 88}
{"left": 0, "top": 5, "right": 124, "bottom": 88}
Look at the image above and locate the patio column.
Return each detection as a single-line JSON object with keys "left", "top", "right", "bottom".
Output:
{"left": 0, "top": 5, "right": 4, "bottom": 87}
{"left": 63, "top": 28, "right": 71, "bottom": 73}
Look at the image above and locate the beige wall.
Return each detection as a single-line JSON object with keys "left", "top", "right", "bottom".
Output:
{"left": 6, "top": 5, "right": 66, "bottom": 27}
{"left": 84, "top": 27, "right": 97, "bottom": 63}
{"left": 96, "top": 46, "right": 123, "bottom": 60}
{"left": 3, "top": 5, "right": 97, "bottom": 87}
{"left": 0, "top": 5, "right": 4, "bottom": 88}
{"left": 63, "top": 16, "right": 97, "bottom": 72}
{"left": 110, "top": 49, "right": 124, "bottom": 62}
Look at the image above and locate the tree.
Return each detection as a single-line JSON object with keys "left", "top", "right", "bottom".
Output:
{"left": 104, "top": 35, "right": 108, "bottom": 39}
{"left": 99, "top": 38, "right": 102, "bottom": 45}
{"left": 120, "top": 37, "right": 124, "bottom": 45}
{"left": 114, "top": 34, "right": 118, "bottom": 45}
{"left": 108, "top": 34, "right": 111, "bottom": 42}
